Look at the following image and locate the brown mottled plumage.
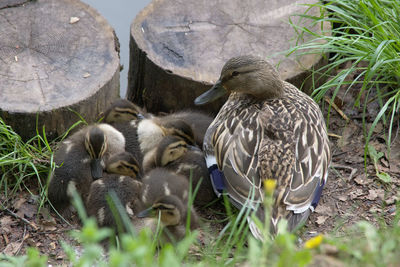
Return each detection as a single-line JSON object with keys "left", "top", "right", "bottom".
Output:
{"left": 106, "top": 151, "right": 142, "bottom": 178}
{"left": 142, "top": 135, "right": 216, "bottom": 206}
{"left": 137, "top": 117, "right": 196, "bottom": 155}
{"left": 48, "top": 124, "right": 125, "bottom": 215}
{"left": 86, "top": 174, "right": 143, "bottom": 229}
{"left": 195, "top": 55, "right": 331, "bottom": 238}
{"left": 138, "top": 168, "right": 199, "bottom": 242}
{"left": 161, "top": 111, "right": 214, "bottom": 147}
{"left": 103, "top": 99, "right": 148, "bottom": 165}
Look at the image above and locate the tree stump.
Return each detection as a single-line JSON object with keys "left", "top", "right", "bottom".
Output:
{"left": 127, "top": 0, "right": 329, "bottom": 114}
{"left": 0, "top": 0, "right": 120, "bottom": 140}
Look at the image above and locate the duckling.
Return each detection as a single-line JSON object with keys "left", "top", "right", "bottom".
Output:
{"left": 86, "top": 174, "right": 143, "bottom": 228}
{"left": 137, "top": 117, "right": 196, "bottom": 155}
{"left": 103, "top": 99, "right": 148, "bottom": 165}
{"left": 194, "top": 55, "right": 331, "bottom": 238}
{"left": 103, "top": 100, "right": 203, "bottom": 158}
{"left": 143, "top": 135, "right": 215, "bottom": 206}
{"left": 159, "top": 110, "right": 214, "bottom": 147}
{"left": 48, "top": 124, "right": 125, "bottom": 214}
{"left": 103, "top": 99, "right": 146, "bottom": 123}
{"left": 106, "top": 151, "right": 142, "bottom": 178}
{"left": 138, "top": 168, "right": 199, "bottom": 242}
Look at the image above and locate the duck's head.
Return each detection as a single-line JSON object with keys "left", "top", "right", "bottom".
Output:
{"left": 137, "top": 194, "right": 185, "bottom": 226}
{"left": 195, "top": 55, "right": 284, "bottom": 105}
{"left": 103, "top": 99, "right": 145, "bottom": 123}
{"left": 160, "top": 119, "right": 195, "bottom": 146}
{"left": 154, "top": 136, "right": 190, "bottom": 167}
{"left": 85, "top": 126, "right": 108, "bottom": 180}
{"left": 106, "top": 151, "right": 140, "bottom": 179}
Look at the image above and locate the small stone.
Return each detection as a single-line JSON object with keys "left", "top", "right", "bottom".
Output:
{"left": 69, "top": 17, "right": 80, "bottom": 24}
{"left": 83, "top": 72, "right": 91, "bottom": 78}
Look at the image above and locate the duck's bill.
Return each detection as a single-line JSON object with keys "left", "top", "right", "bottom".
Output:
{"left": 90, "top": 159, "right": 103, "bottom": 180}
{"left": 137, "top": 207, "right": 153, "bottom": 218}
{"left": 187, "top": 144, "right": 202, "bottom": 152}
{"left": 194, "top": 80, "right": 226, "bottom": 105}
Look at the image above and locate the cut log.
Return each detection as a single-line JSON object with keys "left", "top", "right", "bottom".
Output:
{"left": 0, "top": 0, "right": 120, "bottom": 140}
{"left": 128, "top": 0, "right": 329, "bottom": 114}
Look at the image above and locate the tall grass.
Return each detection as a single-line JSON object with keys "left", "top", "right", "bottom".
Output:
{"left": 0, "top": 117, "right": 53, "bottom": 209}
{"left": 288, "top": 0, "right": 400, "bottom": 155}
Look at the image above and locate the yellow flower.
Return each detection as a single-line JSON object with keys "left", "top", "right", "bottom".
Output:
{"left": 263, "top": 179, "right": 277, "bottom": 195}
{"left": 304, "top": 234, "right": 323, "bottom": 249}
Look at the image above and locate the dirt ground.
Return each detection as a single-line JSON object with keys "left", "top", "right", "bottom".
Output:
{"left": 1, "top": 69, "right": 399, "bottom": 264}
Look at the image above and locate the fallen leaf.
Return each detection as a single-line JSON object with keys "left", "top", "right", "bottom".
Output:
{"left": 350, "top": 188, "right": 364, "bottom": 200}
{"left": 380, "top": 157, "right": 389, "bottom": 168}
{"left": 69, "top": 17, "right": 80, "bottom": 24}
{"left": 0, "top": 216, "right": 14, "bottom": 228}
{"left": 385, "top": 196, "right": 398, "bottom": 205}
{"left": 50, "top": 242, "right": 57, "bottom": 250}
{"left": 16, "top": 202, "right": 37, "bottom": 219}
{"left": 3, "top": 242, "right": 20, "bottom": 256}
{"left": 315, "top": 204, "right": 332, "bottom": 215}
{"left": 316, "top": 216, "right": 328, "bottom": 225}
{"left": 14, "top": 198, "right": 26, "bottom": 210}
{"left": 354, "top": 174, "right": 369, "bottom": 185}
{"left": 367, "top": 189, "right": 378, "bottom": 201}
{"left": 338, "top": 195, "right": 347, "bottom": 201}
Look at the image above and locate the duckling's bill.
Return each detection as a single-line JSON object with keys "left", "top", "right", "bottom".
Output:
{"left": 137, "top": 206, "right": 154, "bottom": 218}
{"left": 90, "top": 158, "right": 103, "bottom": 179}
{"left": 194, "top": 80, "right": 226, "bottom": 105}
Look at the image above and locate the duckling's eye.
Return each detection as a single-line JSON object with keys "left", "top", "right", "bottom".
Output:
{"left": 231, "top": 71, "right": 240, "bottom": 77}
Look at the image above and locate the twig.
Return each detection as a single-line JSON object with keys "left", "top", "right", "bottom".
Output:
{"left": 328, "top": 132, "right": 342, "bottom": 139}
{"left": 15, "top": 225, "right": 29, "bottom": 256}
{"left": 324, "top": 96, "right": 350, "bottom": 122}
{"left": 5, "top": 208, "right": 38, "bottom": 230}
{"left": 330, "top": 163, "right": 358, "bottom": 180}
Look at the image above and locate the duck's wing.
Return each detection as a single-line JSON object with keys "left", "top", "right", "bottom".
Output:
{"left": 205, "top": 105, "right": 264, "bottom": 210}
{"left": 258, "top": 88, "right": 331, "bottom": 231}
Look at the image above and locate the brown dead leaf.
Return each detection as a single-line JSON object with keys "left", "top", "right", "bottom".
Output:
{"left": 50, "top": 242, "right": 57, "bottom": 250}
{"left": 16, "top": 202, "right": 37, "bottom": 219}
{"left": 0, "top": 216, "right": 14, "bottom": 228}
{"left": 315, "top": 204, "right": 332, "bottom": 215}
{"left": 350, "top": 188, "right": 364, "bottom": 200}
{"left": 385, "top": 196, "right": 398, "bottom": 205}
{"left": 316, "top": 216, "right": 328, "bottom": 225}
{"left": 14, "top": 198, "right": 26, "bottom": 210}
{"left": 367, "top": 189, "right": 378, "bottom": 201}
{"left": 3, "top": 242, "right": 20, "bottom": 256}
{"left": 338, "top": 122, "right": 358, "bottom": 150}
{"left": 354, "top": 174, "right": 369, "bottom": 185}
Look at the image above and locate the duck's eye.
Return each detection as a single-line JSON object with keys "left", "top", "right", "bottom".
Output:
{"left": 231, "top": 71, "right": 239, "bottom": 77}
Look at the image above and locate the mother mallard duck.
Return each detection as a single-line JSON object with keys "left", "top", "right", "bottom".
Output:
{"left": 195, "top": 55, "right": 331, "bottom": 239}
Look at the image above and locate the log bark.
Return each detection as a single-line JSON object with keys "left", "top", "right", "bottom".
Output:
{"left": 0, "top": 0, "right": 120, "bottom": 140}
{"left": 127, "top": 0, "right": 329, "bottom": 115}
